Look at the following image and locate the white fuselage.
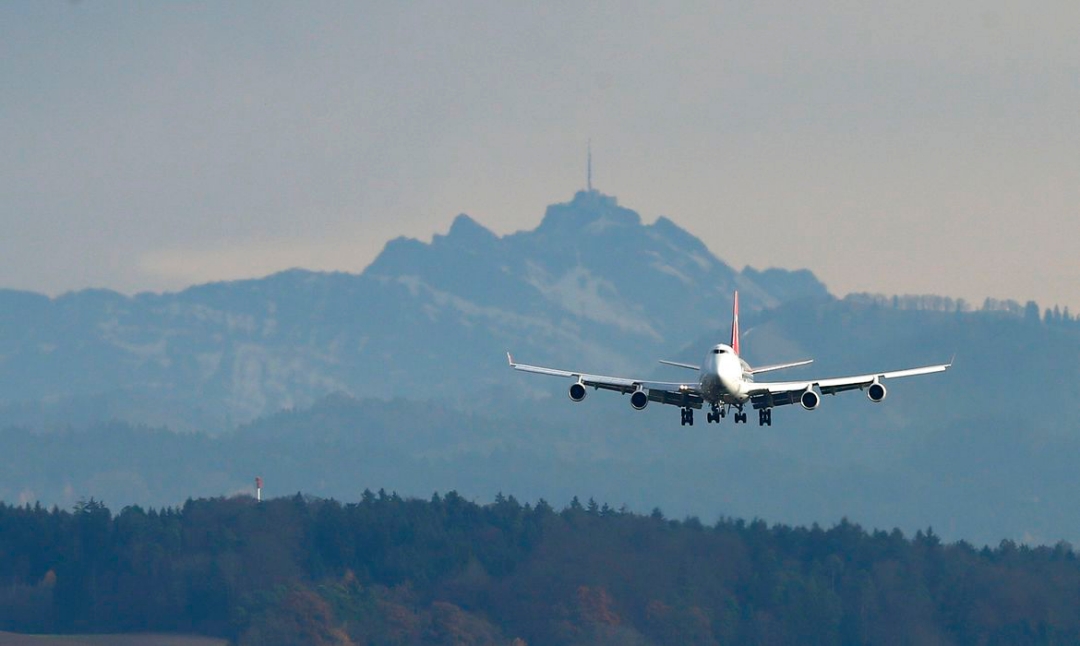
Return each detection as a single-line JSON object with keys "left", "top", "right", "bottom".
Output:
{"left": 698, "top": 344, "right": 753, "bottom": 405}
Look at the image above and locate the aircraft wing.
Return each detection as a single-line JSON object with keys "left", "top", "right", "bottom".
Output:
{"left": 508, "top": 353, "right": 705, "bottom": 408}
{"left": 745, "top": 362, "right": 951, "bottom": 409}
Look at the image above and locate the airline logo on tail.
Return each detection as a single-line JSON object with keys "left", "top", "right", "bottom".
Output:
{"left": 730, "top": 291, "right": 740, "bottom": 355}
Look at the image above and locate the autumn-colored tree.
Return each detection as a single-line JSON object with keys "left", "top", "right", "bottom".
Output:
{"left": 237, "top": 586, "right": 351, "bottom": 646}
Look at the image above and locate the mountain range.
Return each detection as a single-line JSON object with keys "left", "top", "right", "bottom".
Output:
{"left": 0, "top": 190, "right": 825, "bottom": 429}
{"left": 2, "top": 189, "right": 1079, "bottom": 547}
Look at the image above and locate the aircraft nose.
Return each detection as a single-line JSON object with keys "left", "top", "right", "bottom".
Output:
{"left": 715, "top": 356, "right": 742, "bottom": 397}
{"left": 719, "top": 372, "right": 740, "bottom": 396}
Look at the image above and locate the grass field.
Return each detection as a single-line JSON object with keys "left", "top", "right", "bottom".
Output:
{"left": 0, "top": 632, "right": 227, "bottom": 646}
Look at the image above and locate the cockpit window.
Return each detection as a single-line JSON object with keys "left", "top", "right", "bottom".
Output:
{"left": 713, "top": 348, "right": 724, "bottom": 354}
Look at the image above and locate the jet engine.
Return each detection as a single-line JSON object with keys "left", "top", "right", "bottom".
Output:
{"left": 630, "top": 390, "right": 649, "bottom": 410}
{"left": 867, "top": 381, "right": 887, "bottom": 403}
{"left": 568, "top": 383, "right": 587, "bottom": 402}
{"left": 800, "top": 388, "right": 821, "bottom": 410}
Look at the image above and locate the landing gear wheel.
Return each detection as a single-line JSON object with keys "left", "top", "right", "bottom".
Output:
{"left": 707, "top": 405, "right": 722, "bottom": 424}
{"left": 734, "top": 412, "right": 747, "bottom": 424}
{"left": 758, "top": 408, "right": 772, "bottom": 427}
{"left": 680, "top": 407, "right": 694, "bottom": 426}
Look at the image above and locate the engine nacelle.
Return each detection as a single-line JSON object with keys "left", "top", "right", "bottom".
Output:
{"left": 630, "top": 390, "right": 649, "bottom": 410}
{"left": 800, "top": 388, "right": 821, "bottom": 411}
{"left": 867, "top": 381, "right": 887, "bottom": 403}
{"left": 568, "top": 383, "right": 587, "bottom": 402}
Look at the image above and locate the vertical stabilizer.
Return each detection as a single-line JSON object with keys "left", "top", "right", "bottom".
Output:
{"left": 731, "top": 291, "right": 740, "bottom": 355}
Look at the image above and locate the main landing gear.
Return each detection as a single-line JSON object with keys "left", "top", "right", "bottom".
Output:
{"left": 691, "top": 404, "right": 772, "bottom": 426}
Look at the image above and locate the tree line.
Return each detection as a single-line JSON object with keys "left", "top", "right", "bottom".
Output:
{"left": 0, "top": 492, "right": 1078, "bottom": 645}
{"left": 848, "top": 292, "right": 1080, "bottom": 335}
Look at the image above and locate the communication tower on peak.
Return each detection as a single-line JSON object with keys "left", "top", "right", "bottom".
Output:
{"left": 587, "top": 140, "right": 593, "bottom": 192}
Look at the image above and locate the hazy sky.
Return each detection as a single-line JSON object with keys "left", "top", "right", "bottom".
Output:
{"left": 3, "top": 2, "right": 1078, "bottom": 310}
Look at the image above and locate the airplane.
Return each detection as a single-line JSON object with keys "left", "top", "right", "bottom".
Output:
{"left": 507, "top": 291, "right": 950, "bottom": 426}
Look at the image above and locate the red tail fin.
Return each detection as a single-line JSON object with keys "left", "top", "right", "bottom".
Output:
{"left": 730, "top": 291, "right": 740, "bottom": 355}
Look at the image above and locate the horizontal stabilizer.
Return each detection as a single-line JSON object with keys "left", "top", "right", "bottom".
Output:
{"left": 749, "top": 359, "right": 814, "bottom": 375}
{"left": 658, "top": 359, "right": 699, "bottom": 371}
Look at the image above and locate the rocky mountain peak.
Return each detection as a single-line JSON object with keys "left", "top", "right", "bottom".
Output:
{"left": 443, "top": 214, "right": 498, "bottom": 246}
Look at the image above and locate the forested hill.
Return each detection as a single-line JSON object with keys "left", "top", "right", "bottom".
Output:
{"left": 0, "top": 493, "right": 1076, "bottom": 645}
